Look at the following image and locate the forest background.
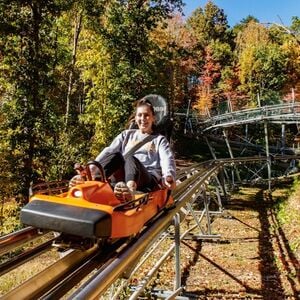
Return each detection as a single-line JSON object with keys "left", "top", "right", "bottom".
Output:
{"left": 0, "top": 0, "right": 299, "bottom": 233}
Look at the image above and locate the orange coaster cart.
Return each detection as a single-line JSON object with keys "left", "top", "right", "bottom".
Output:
{"left": 21, "top": 162, "right": 173, "bottom": 240}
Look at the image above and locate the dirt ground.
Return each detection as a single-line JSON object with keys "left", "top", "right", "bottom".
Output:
{"left": 177, "top": 183, "right": 300, "bottom": 299}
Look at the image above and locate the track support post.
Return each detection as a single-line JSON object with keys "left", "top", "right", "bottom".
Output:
{"left": 173, "top": 213, "right": 181, "bottom": 290}
{"left": 264, "top": 120, "right": 272, "bottom": 192}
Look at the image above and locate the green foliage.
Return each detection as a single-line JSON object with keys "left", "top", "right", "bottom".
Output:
{"left": 239, "top": 43, "right": 288, "bottom": 100}
{"left": 0, "top": 1, "right": 77, "bottom": 200}
{"left": 274, "top": 179, "right": 300, "bottom": 253}
{"left": 0, "top": 200, "right": 21, "bottom": 235}
{"left": 210, "top": 40, "right": 232, "bottom": 62}
{"left": 231, "top": 15, "right": 259, "bottom": 36}
{"left": 76, "top": 0, "right": 185, "bottom": 154}
{"left": 76, "top": 28, "right": 119, "bottom": 154}
{"left": 235, "top": 21, "right": 289, "bottom": 103}
{"left": 260, "top": 90, "right": 281, "bottom": 106}
{"left": 46, "top": 128, "right": 92, "bottom": 180}
{"left": 186, "top": 1, "right": 229, "bottom": 48}
{"left": 0, "top": 1, "right": 108, "bottom": 196}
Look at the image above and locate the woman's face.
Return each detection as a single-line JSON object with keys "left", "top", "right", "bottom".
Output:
{"left": 135, "top": 104, "right": 155, "bottom": 134}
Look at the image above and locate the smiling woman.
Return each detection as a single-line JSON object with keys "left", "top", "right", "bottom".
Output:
{"left": 70, "top": 95, "right": 176, "bottom": 201}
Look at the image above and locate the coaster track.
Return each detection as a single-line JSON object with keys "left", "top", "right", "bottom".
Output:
{"left": 201, "top": 102, "right": 300, "bottom": 131}
{"left": 0, "top": 162, "right": 216, "bottom": 299}
{"left": 1, "top": 154, "right": 299, "bottom": 299}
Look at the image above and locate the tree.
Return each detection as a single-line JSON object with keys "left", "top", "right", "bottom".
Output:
{"left": 232, "top": 15, "right": 259, "bottom": 36}
{"left": 76, "top": 28, "right": 115, "bottom": 157}
{"left": 235, "top": 21, "right": 288, "bottom": 105}
{"left": 0, "top": 0, "right": 74, "bottom": 201}
{"left": 194, "top": 44, "right": 221, "bottom": 113}
{"left": 77, "top": 0, "right": 185, "bottom": 145}
{"left": 149, "top": 14, "right": 197, "bottom": 111}
{"left": 272, "top": 18, "right": 300, "bottom": 97}
{"left": 186, "top": 1, "right": 232, "bottom": 113}
{"left": 186, "top": 0, "right": 229, "bottom": 48}
{"left": 236, "top": 20, "right": 270, "bottom": 53}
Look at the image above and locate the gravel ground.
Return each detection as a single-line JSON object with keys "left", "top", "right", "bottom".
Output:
{"left": 173, "top": 184, "right": 300, "bottom": 299}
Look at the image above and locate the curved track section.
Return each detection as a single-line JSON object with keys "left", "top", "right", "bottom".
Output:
{"left": 201, "top": 103, "right": 300, "bottom": 131}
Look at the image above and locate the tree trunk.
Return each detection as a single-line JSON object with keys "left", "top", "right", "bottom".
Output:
{"left": 65, "top": 11, "right": 82, "bottom": 129}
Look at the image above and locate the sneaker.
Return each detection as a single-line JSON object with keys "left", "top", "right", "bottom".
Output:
{"left": 114, "top": 182, "right": 133, "bottom": 202}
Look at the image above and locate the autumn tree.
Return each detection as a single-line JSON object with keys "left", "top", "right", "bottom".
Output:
{"left": 0, "top": 0, "right": 76, "bottom": 201}
{"left": 0, "top": 0, "right": 186, "bottom": 200}
{"left": 149, "top": 14, "right": 197, "bottom": 112}
{"left": 75, "top": 29, "right": 115, "bottom": 158}
{"left": 77, "top": 0, "right": 184, "bottom": 149}
{"left": 236, "top": 21, "right": 288, "bottom": 106}
{"left": 232, "top": 15, "right": 259, "bottom": 37}
{"left": 275, "top": 18, "right": 300, "bottom": 98}
{"left": 44, "top": 1, "right": 108, "bottom": 180}
{"left": 186, "top": 1, "right": 232, "bottom": 114}
{"left": 186, "top": 0, "right": 229, "bottom": 49}
{"left": 194, "top": 44, "right": 220, "bottom": 113}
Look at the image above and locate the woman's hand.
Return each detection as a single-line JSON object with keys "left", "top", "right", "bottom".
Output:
{"left": 69, "top": 175, "right": 85, "bottom": 188}
{"left": 163, "top": 175, "right": 176, "bottom": 190}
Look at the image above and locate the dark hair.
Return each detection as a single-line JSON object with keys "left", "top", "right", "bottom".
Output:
{"left": 136, "top": 98, "right": 155, "bottom": 116}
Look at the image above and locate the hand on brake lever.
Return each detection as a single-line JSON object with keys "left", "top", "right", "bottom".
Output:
{"left": 69, "top": 175, "right": 85, "bottom": 188}
{"left": 163, "top": 175, "right": 176, "bottom": 190}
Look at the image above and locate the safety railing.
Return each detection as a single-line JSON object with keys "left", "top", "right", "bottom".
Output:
{"left": 201, "top": 103, "right": 300, "bottom": 131}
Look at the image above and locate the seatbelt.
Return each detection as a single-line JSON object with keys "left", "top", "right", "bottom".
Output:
{"left": 123, "top": 134, "right": 156, "bottom": 160}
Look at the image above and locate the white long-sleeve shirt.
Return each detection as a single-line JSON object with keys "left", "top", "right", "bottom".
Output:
{"left": 95, "top": 129, "right": 176, "bottom": 181}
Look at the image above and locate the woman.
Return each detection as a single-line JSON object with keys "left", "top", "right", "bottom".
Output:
{"left": 72, "top": 98, "right": 176, "bottom": 201}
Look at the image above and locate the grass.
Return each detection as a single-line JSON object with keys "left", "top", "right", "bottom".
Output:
{"left": 273, "top": 180, "right": 300, "bottom": 255}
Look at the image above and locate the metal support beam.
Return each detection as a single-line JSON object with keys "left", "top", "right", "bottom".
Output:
{"left": 264, "top": 120, "right": 272, "bottom": 191}
{"left": 223, "top": 129, "right": 241, "bottom": 182}
{"left": 281, "top": 124, "right": 286, "bottom": 154}
{"left": 204, "top": 136, "right": 232, "bottom": 185}
{"left": 215, "top": 172, "right": 228, "bottom": 203}
{"left": 204, "top": 136, "right": 217, "bottom": 159}
{"left": 174, "top": 213, "right": 181, "bottom": 290}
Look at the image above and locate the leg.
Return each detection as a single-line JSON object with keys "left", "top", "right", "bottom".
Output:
{"left": 124, "top": 156, "right": 157, "bottom": 192}
{"left": 98, "top": 152, "right": 125, "bottom": 183}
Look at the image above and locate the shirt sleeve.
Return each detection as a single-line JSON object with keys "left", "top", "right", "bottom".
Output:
{"left": 158, "top": 136, "right": 176, "bottom": 180}
{"left": 95, "top": 131, "right": 126, "bottom": 162}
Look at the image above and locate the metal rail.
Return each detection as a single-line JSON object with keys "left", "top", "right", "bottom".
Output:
{"left": 0, "top": 226, "right": 45, "bottom": 256}
{"left": 0, "top": 238, "right": 54, "bottom": 276}
{"left": 1, "top": 162, "right": 217, "bottom": 299}
{"left": 2, "top": 245, "right": 99, "bottom": 300}
{"left": 68, "top": 164, "right": 220, "bottom": 299}
{"left": 201, "top": 103, "right": 300, "bottom": 131}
